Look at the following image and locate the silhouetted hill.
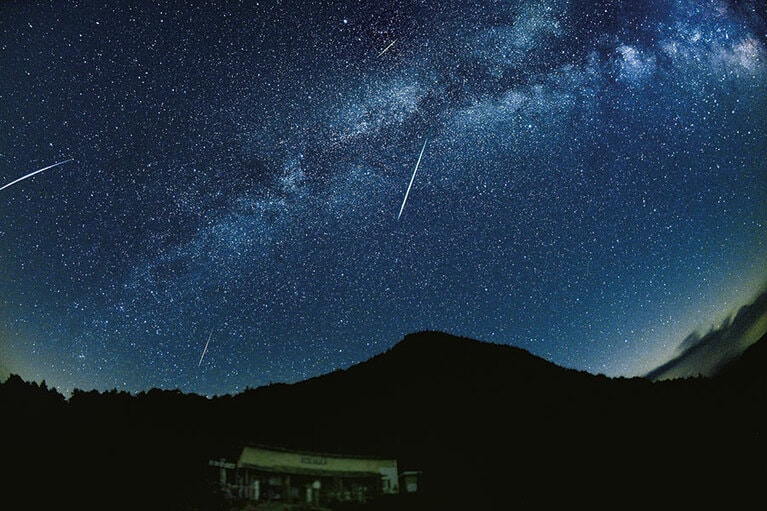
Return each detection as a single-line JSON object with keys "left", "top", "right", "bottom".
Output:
{"left": 714, "top": 331, "right": 767, "bottom": 383}
{"left": 226, "top": 332, "right": 609, "bottom": 457}
{"left": 2, "top": 331, "right": 764, "bottom": 510}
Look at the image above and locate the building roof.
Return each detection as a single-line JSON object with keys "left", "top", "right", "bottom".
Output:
{"left": 237, "top": 445, "right": 397, "bottom": 477}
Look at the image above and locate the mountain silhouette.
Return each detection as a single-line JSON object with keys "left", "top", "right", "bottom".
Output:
{"left": 2, "top": 331, "right": 764, "bottom": 510}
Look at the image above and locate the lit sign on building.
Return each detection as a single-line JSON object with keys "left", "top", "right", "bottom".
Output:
{"left": 300, "top": 456, "right": 328, "bottom": 466}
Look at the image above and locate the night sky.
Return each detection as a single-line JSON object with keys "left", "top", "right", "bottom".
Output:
{"left": 1, "top": 0, "right": 765, "bottom": 397}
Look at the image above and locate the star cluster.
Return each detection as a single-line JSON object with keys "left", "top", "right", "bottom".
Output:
{"left": 1, "top": 0, "right": 765, "bottom": 396}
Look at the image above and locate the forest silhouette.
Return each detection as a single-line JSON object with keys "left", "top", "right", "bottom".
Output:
{"left": 2, "top": 331, "right": 764, "bottom": 510}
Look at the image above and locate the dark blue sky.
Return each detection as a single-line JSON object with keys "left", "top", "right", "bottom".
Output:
{"left": 1, "top": 0, "right": 765, "bottom": 396}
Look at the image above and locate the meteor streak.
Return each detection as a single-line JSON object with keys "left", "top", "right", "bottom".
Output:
{"left": 0, "top": 159, "right": 74, "bottom": 193}
{"left": 397, "top": 138, "right": 428, "bottom": 221}
{"left": 198, "top": 329, "right": 213, "bottom": 367}
{"left": 377, "top": 39, "right": 397, "bottom": 57}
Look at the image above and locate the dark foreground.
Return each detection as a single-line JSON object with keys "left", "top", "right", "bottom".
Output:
{"left": 3, "top": 332, "right": 764, "bottom": 509}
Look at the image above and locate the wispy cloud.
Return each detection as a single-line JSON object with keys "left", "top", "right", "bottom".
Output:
{"left": 646, "top": 287, "right": 767, "bottom": 381}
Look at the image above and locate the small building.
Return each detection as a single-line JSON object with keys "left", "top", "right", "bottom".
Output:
{"left": 399, "top": 470, "right": 422, "bottom": 494}
{"left": 230, "top": 445, "right": 399, "bottom": 507}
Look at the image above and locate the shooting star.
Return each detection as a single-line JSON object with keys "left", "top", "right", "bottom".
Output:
{"left": 397, "top": 138, "right": 428, "bottom": 221}
{"left": 198, "top": 329, "right": 213, "bottom": 367}
{"left": 0, "top": 159, "right": 74, "bottom": 193}
{"left": 377, "top": 39, "right": 397, "bottom": 57}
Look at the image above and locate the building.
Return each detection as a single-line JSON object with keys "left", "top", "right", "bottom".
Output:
{"left": 399, "top": 470, "right": 422, "bottom": 494}
{"left": 217, "top": 445, "right": 400, "bottom": 507}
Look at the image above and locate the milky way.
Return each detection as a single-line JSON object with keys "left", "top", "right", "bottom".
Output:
{"left": 1, "top": 0, "right": 765, "bottom": 396}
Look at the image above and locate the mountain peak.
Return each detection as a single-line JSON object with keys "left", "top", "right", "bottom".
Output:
{"left": 356, "top": 330, "right": 578, "bottom": 387}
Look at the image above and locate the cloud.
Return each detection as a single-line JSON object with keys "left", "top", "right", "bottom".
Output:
{"left": 645, "top": 288, "right": 767, "bottom": 381}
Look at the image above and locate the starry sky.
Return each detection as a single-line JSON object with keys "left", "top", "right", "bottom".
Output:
{"left": 1, "top": 0, "right": 765, "bottom": 397}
